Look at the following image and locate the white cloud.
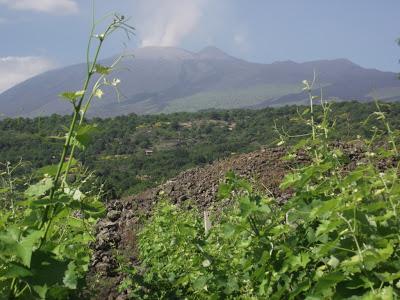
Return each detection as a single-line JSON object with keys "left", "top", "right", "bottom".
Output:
{"left": 234, "top": 33, "right": 246, "bottom": 46}
{"left": 0, "top": 56, "right": 55, "bottom": 93}
{"left": 0, "top": 0, "right": 78, "bottom": 14}
{"left": 136, "top": 0, "right": 208, "bottom": 47}
{"left": 233, "top": 30, "right": 251, "bottom": 54}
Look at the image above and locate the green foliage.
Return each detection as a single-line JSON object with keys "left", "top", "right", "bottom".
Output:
{"left": 0, "top": 177, "right": 104, "bottom": 299}
{"left": 0, "top": 161, "right": 31, "bottom": 215}
{"left": 0, "top": 20, "right": 398, "bottom": 300}
{"left": 125, "top": 87, "right": 400, "bottom": 298}
{"left": 132, "top": 201, "right": 204, "bottom": 299}
{"left": 1, "top": 102, "right": 400, "bottom": 199}
{"left": 0, "top": 13, "right": 133, "bottom": 299}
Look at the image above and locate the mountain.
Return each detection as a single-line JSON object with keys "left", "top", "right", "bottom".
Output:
{"left": 1, "top": 46, "right": 399, "bottom": 118}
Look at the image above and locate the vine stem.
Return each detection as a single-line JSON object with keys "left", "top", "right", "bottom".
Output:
{"left": 6, "top": 11, "right": 134, "bottom": 299}
{"left": 39, "top": 22, "right": 109, "bottom": 246}
{"left": 338, "top": 214, "right": 364, "bottom": 265}
{"left": 62, "top": 54, "right": 123, "bottom": 186}
{"left": 308, "top": 70, "right": 317, "bottom": 141}
{"left": 9, "top": 278, "right": 16, "bottom": 299}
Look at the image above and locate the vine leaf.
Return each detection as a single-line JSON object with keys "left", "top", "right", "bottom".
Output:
{"left": 25, "top": 177, "right": 53, "bottom": 198}
{"left": 94, "top": 64, "right": 111, "bottom": 75}
{"left": 73, "top": 124, "right": 98, "bottom": 150}
{"left": 59, "top": 90, "right": 85, "bottom": 103}
{"left": 63, "top": 262, "right": 78, "bottom": 289}
{"left": 0, "top": 262, "right": 33, "bottom": 279}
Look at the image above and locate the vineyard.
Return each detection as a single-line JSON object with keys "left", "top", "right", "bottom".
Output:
{"left": 0, "top": 10, "right": 399, "bottom": 300}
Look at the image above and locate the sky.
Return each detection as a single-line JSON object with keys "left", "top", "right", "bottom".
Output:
{"left": 0, "top": 0, "right": 399, "bottom": 93}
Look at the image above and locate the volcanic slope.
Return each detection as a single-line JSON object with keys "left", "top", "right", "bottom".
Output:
{"left": 1, "top": 46, "right": 399, "bottom": 117}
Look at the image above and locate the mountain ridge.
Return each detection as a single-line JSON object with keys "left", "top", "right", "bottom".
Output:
{"left": 1, "top": 46, "right": 399, "bottom": 118}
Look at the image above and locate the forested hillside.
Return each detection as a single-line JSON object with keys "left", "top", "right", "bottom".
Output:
{"left": 1, "top": 102, "right": 400, "bottom": 198}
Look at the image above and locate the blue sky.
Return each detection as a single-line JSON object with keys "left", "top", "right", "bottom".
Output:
{"left": 0, "top": 0, "right": 399, "bottom": 92}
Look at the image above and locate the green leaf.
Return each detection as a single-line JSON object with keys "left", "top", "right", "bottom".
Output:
{"left": 36, "top": 159, "right": 77, "bottom": 176}
{"left": 18, "top": 230, "right": 44, "bottom": 266}
{"left": 27, "top": 193, "right": 71, "bottom": 207}
{"left": 192, "top": 276, "right": 207, "bottom": 291}
{"left": 218, "top": 183, "right": 231, "bottom": 199}
{"left": 310, "top": 199, "right": 338, "bottom": 219}
{"left": 28, "top": 250, "right": 69, "bottom": 287}
{"left": 0, "top": 262, "right": 33, "bottom": 279}
{"left": 290, "top": 279, "right": 312, "bottom": 298}
{"left": 70, "top": 199, "right": 105, "bottom": 217}
{"left": 327, "top": 256, "right": 340, "bottom": 268}
{"left": 94, "top": 64, "right": 111, "bottom": 75}
{"left": 361, "top": 286, "right": 394, "bottom": 300}
{"left": 340, "top": 254, "right": 363, "bottom": 273}
{"left": 378, "top": 286, "right": 394, "bottom": 300}
{"left": 73, "top": 124, "right": 98, "bottom": 150}
{"left": 0, "top": 187, "right": 9, "bottom": 194}
{"left": 63, "top": 262, "right": 78, "bottom": 289}
{"left": 239, "top": 196, "right": 258, "bottom": 217}
{"left": 280, "top": 172, "right": 301, "bottom": 190}
{"left": 224, "top": 277, "right": 239, "bottom": 294}
{"left": 288, "top": 252, "right": 311, "bottom": 270}
{"left": 223, "top": 223, "right": 236, "bottom": 238}
{"left": 363, "top": 243, "right": 394, "bottom": 271}
{"left": 33, "top": 284, "right": 48, "bottom": 299}
{"left": 342, "top": 167, "right": 367, "bottom": 186}
{"left": 25, "top": 177, "right": 53, "bottom": 198}
{"left": 59, "top": 90, "right": 85, "bottom": 103}
{"left": 0, "top": 229, "right": 43, "bottom": 267}
{"left": 315, "top": 219, "right": 342, "bottom": 237}
{"left": 0, "top": 230, "right": 20, "bottom": 256}
{"left": 313, "top": 272, "right": 346, "bottom": 296}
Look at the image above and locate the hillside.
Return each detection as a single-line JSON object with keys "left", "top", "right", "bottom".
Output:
{"left": 1, "top": 46, "right": 399, "bottom": 117}
{"left": 2, "top": 102, "right": 400, "bottom": 198}
{"left": 2, "top": 100, "right": 399, "bottom": 299}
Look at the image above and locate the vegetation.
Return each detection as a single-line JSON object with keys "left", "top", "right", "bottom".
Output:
{"left": 0, "top": 9, "right": 399, "bottom": 300}
{"left": 0, "top": 14, "right": 133, "bottom": 299}
{"left": 121, "top": 84, "right": 400, "bottom": 299}
{"left": 1, "top": 102, "right": 400, "bottom": 199}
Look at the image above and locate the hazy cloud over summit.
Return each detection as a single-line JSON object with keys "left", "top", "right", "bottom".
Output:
{"left": 135, "top": 0, "right": 208, "bottom": 47}
{"left": 0, "top": 0, "right": 398, "bottom": 93}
